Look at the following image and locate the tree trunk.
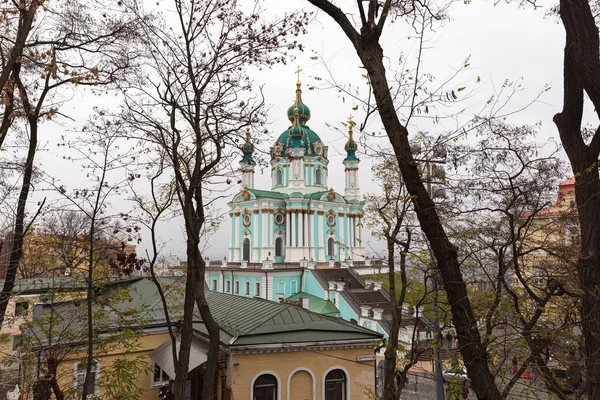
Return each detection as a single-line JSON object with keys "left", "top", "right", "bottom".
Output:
{"left": 355, "top": 39, "right": 501, "bottom": 400}
{"left": 555, "top": 0, "right": 600, "bottom": 397}
{"left": 195, "top": 256, "right": 220, "bottom": 400}
{"left": 383, "top": 238, "right": 399, "bottom": 400}
{"left": 171, "top": 237, "right": 198, "bottom": 400}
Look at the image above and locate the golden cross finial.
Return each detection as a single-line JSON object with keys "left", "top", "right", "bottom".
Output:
{"left": 348, "top": 114, "right": 356, "bottom": 130}
{"left": 295, "top": 66, "right": 303, "bottom": 82}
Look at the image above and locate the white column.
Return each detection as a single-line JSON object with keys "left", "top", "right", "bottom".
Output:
{"left": 348, "top": 214, "right": 354, "bottom": 252}
{"left": 262, "top": 209, "right": 268, "bottom": 257}
{"left": 303, "top": 210, "right": 308, "bottom": 248}
{"left": 288, "top": 211, "right": 293, "bottom": 247}
{"left": 316, "top": 213, "right": 322, "bottom": 262}
{"left": 253, "top": 210, "right": 259, "bottom": 262}
{"left": 233, "top": 214, "right": 239, "bottom": 261}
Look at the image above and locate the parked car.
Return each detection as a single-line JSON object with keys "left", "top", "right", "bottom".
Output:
{"left": 442, "top": 366, "right": 469, "bottom": 383}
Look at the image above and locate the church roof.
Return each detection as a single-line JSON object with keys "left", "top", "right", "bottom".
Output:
{"left": 248, "top": 188, "right": 289, "bottom": 200}
{"left": 285, "top": 292, "right": 338, "bottom": 315}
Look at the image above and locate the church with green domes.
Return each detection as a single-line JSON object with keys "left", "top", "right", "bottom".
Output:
{"left": 227, "top": 78, "right": 365, "bottom": 263}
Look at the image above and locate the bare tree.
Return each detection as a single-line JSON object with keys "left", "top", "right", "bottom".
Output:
{"left": 119, "top": 1, "right": 308, "bottom": 398}
{"left": 553, "top": 1, "right": 600, "bottom": 397}
{"left": 302, "top": 1, "right": 502, "bottom": 398}
{"left": 0, "top": 0, "right": 142, "bottom": 332}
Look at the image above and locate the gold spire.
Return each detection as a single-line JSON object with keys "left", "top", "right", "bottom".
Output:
{"left": 245, "top": 125, "right": 251, "bottom": 141}
{"left": 348, "top": 114, "right": 355, "bottom": 138}
{"left": 295, "top": 66, "right": 303, "bottom": 84}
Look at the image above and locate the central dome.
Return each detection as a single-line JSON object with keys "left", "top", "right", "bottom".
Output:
{"left": 271, "top": 81, "right": 325, "bottom": 159}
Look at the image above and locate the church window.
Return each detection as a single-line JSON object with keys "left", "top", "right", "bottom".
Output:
{"left": 291, "top": 279, "right": 298, "bottom": 294}
{"left": 275, "top": 237, "right": 284, "bottom": 257}
{"left": 278, "top": 279, "right": 285, "bottom": 295}
{"left": 276, "top": 168, "right": 283, "bottom": 186}
{"left": 255, "top": 280, "right": 261, "bottom": 297}
{"left": 275, "top": 212, "right": 285, "bottom": 226}
{"left": 327, "top": 213, "right": 336, "bottom": 227}
{"left": 226, "top": 280, "right": 231, "bottom": 293}
{"left": 235, "top": 280, "right": 240, "bottom": 294}
{"left": 328, "top": 237, "right": 335, "bottom": 257}
{"left": 211, "top": 279, "right": 217, "bottom": 291}
{"left": 243, "top": 213, "right": 251, "bottom": 227}
{"left": 243, "top": 238, "right": 250, "bottom": 261}
{"left": 245, "top": 280, "right": 250, "bottom": 296}
{"left": 316, "top": 168, "right": 322, "bottom": 185}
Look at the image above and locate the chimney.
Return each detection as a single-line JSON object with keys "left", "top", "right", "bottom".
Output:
{"left": 301, "top": 297, "right": 309, "bottom": 309}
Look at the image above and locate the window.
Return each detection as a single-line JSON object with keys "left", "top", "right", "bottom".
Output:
{"left": 152, "top": 363, "right": 171, "bottom": 388}
{"left": 211, "top": 279, "right": 217, "bottom": 291}
{"left": 276, "top": 168, "right": 283, "bottom": 186}
{"left": 245, "top": 280, "right": 250, "bottom": 296}
{"left": 291, "top": 280, "right": 298, "bottom": 294}
{"left": 74, "top": 360, "right": 99, "bottom": 397}
{"left": 243, "top": 214, "right": 251, "bottom": 227}
{"left": 235, "top": 280, "right": 240, "bottom": 294}
{"left": 275, "top": 212, "right": 285, "bottom": 226}
{"left": 243, "top": 238, "right": 250, "bottom": 262}
{"left": 14, "top": 301, "right": 28, "bottom": 317}
{"left": 325, "top": 369, "right": 347, "bottom": 400}
{"left": 316, "top": 168, "right": 322, "bottom": 185}
{"left": 328, "top": 238, "right": 335, "bottom": 257}
{"left": 255, "top": 280, "right": 261, "bottom": 297}
{"left": 253, "top": 374, "right": 277, "bottom": 400}
{"left": 275, "top": 237, "right": 283, "bottom": 257}
{"left": 327, "top": 214, "right": 336, "bottom": 226}
{"left": 226, "top": 280, "right": 231, "bottom": 293}
{"left": 278, "top": 279, "right": 285, "bottom": 295}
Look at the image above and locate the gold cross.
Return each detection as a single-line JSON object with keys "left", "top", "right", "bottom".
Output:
{"left": 295, "top": 66, "right": 303, "bottom": 81}
{"left": 348, "top": 114, "right": 354, "bottom": 122}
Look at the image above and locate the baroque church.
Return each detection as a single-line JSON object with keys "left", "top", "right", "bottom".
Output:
{"left": 227, "top": 77, "right": 365, "bottom": 263}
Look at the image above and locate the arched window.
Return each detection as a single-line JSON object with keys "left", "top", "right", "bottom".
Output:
{"left": 275, "top": 237, "right": 283, "bottom": 257}
{"left": 253, "top": 374, "right": 277, "bottom": 400}
{"left": 276, "top": 168, "right": 283, "bottom": 186}
{"left": 325, "top": 369, "right": 347, "bottom": 400}
{"left": 328, "top": 237, "right": 335, "bottom": 257}
{"left": 243, "top": 238, "right": 250, "bottom": 262}
{"left": 315, "top": 168, "right": 322, "bottom": 185}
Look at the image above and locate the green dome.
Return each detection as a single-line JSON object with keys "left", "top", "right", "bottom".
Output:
{"left": 344, "top": 122, "right": 359, "bottom": 161}
{"left": 271, "top": 81, "right": 326, "bottom": 159}
{"left": 287, "top": 81, "right": 311, "bottom": 123}
{"left": 240, "top": 127, "right": 255, "bottom": 164}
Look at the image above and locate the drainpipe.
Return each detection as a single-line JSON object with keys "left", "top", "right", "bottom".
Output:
{"left": 221, "top": 270, "right": 225, "bottom": 292}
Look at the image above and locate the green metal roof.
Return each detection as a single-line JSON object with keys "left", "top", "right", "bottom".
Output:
{"left": 248, "top": 189, "right": 289, "bottom": 200}
{"left": 27, "top": 276, "right": 381, "bottom": 349}
{"left": 198, "top": 289, "right": 380, "bottom": 346}
{"left": 285, "top": 292, "right": 338, "bottom": 315}
{"left": 303, "top": 191, "right": 328, "bottom": 200}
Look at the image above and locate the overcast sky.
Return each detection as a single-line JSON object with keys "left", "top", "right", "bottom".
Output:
{"left": 197, "top": 0, "right": 568, "bottom": 261}
{"left": 31, "top": 0, "right": 572, "bottom": 263}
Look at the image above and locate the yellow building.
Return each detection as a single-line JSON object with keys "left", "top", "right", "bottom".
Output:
{"left": 24, "top": 276, "right": 382, "bottom": 399}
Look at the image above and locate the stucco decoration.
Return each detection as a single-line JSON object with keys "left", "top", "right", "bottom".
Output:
{"left": 327, "top": 188, "right": 335, "bottom": 202}
{"left": 242, "top": 188, "right": 251, "bottom": 201}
